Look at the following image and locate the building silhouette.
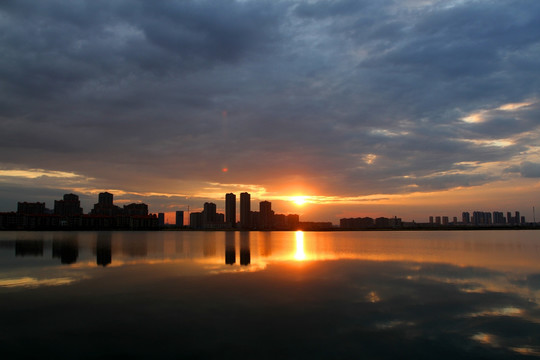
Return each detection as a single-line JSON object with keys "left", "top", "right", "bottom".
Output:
{"left": 493, "top": 211, "right": 505, "bottom": 224}
{"left": 91, "top": 192, "right": 121, "bottom": 216}
{"left": 176, "top": 211, "right": 184, "bottom": 227}
{"left": 259, "top": 201, "right": 273, "bottom": 230}
{"left": 225, "top": 193, "right": 236, "bottom": 228}
{"left": 190, "top": 212, "right": 203, "bottom": 229}
{"left": 203, "top": 202, "right": 217, "bottom": 224}
{"left": 240, "top": 192, "right": 251, "bottom": 230}
{"left": 17, "top": 202, "right": 45, "bottom": 215}
{"left": 124, "top": 203, "right": 148, "bottom": 216}
{"left": 54, "top": 193, "right": 83, "bottom": 216}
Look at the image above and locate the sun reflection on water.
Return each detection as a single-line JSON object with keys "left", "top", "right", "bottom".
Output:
{"left": 294, "top": 231, "right": 306, "bottom": 261}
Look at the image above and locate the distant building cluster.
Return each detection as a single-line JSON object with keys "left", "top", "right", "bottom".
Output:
{"left": 340, "top": 216, "right": 403, "bottom": 230}
{"left": 339, "top": 209, "right": 533, "bottom": 230}
{"left": 1, "top": 192, "right": 158, "bottom": 230}
{"left": 428, "top": 210, "right": 527, "bottom": 227}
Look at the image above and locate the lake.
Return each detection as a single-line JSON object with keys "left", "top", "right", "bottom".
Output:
{"left": 1, "top": 230, "right": 539, "bottom": 359}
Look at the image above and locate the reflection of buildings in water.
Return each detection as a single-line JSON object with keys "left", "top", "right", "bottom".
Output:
{"left": 225, "top": 232, "right": 236, "bottom": 265}
{"left": 122, "top": 235, "right": 148, "bottom": 257}
{"left": 52, "top": 237, "right": 79, "bottom": 264}
{"left": 15, "top": 239, "right": 44, "bottom": 257}
{"left": 259, "top": 232, "right": 272, "bottom": 257}
{"left": 203, "top": 234, "right": 217, "bottom": 257}
{"left": 96, "top": 232, "right": 112, "bottom": 267}
{"left": 240, "top": 232, "right": 250, "bottom": 266}
{"left": 0, "top": 241, "right": 15, "bottom": 250}
{"left": 175, "top": 238, "right": 184, "bottom": 254}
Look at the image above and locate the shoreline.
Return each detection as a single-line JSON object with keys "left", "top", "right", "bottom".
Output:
{"left": 2, "top": 225, "right": 540, "bottom": 232}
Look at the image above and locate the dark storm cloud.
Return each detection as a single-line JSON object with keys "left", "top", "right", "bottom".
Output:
{"left": 1, "top": 0, "right": 540, "bottom": 207}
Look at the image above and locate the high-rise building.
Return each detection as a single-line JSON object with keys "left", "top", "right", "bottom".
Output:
{"left": 176, "top": 211, "right": 184, "bottom": 227}
{"left": 91, "top": 192, "right": 120, "bottom": 216}
{"left": 442, "top": 216, "right": 449, "bottom": 225}
{"left": 472, "top": 211, "right": 492, "bottom": 225}
{"left": 515, "top": 211, "right": 520, "bottom": 225}
{"left": 435, "top": 216, "right": 441, "bottom": 225}
{"left": 54, "top": 194, "right": 83, "bottom": 216}
{"left": 462, "top": 212, "right": 470, "bottom": 224}
{"left": 507, "top": 211, "right": 513, "bottom": 224}
{"left": 190, "top": 212, "right": 203, "bottom": 229}
{"left": 429, "top": 216, "right": 434, "bottom": 224}
{"left": 259, "top": 201, "right": 273, "bottom": 230}
{"left": 158, "top": 213, "right": 165, "bottom": 226}
{"left": 225, "top": 193, "right": 236, "bottom": 228}
{"left": 493, "top": 211, "right": 505, "bottom": 224}
{"left": 240, "top": 192, "right": 251, "bottom": 229}
{"left": 203, "top": 202, "right": 217, "bottom": 225}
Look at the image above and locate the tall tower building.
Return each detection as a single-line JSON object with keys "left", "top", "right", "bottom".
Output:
{"left": 240, "top": 192, "right": 251, "bottom": 230}
{"left": 225, "top": 193, "right": 236, "bottom": 228}
{"left": 260, "top": 201, "right": 273, "bottom": 230}
{"left": 507, "top": 211, "right": 513, "bottom": 224}
{"left": 462, "top": 212, "right": 470, "bottom": 224}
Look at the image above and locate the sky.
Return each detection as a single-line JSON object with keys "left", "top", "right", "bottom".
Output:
{"left": 1, "top": 0, "right": 540, "bottom": 224}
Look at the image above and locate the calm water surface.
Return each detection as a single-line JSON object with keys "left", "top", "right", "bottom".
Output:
{"left": 1, "top": 230, "right": 539, "bottom": 359}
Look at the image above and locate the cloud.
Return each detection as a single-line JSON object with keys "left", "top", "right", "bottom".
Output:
{"left": 506, "top": 162, "right": 540, "bottom": 178}
{"left": 1, "top": 0, "right": 540, "bottom": 215}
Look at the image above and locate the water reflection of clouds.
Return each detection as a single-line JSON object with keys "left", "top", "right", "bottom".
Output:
{"left": 0, "top": 276, "right": 76, "bottom": 288}
{"left": 298, "top": 260, "right": 540, "bottom": 357}
{"left": 0, "top": 232, "right": 540, "bottom": 358}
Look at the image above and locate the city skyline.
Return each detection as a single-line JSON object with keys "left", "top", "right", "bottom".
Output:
{"left": 6, "top": 190, "right": 533, "bottom": 229}
{"left": 1, "top": 1, "right": 539, "bottom": 223}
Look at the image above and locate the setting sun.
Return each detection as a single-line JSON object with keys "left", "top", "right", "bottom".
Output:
{"left": 291, "top": 196, "right": 307, "bottom": 206}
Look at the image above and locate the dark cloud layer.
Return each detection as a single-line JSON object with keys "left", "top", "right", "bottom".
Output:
{"left": 1, "top": 0, "right": 540, "bottom": 212}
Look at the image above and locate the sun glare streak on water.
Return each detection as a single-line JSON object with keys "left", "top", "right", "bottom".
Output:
{"left": 294, "top": 230, "right": 306, "bottom": 261}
